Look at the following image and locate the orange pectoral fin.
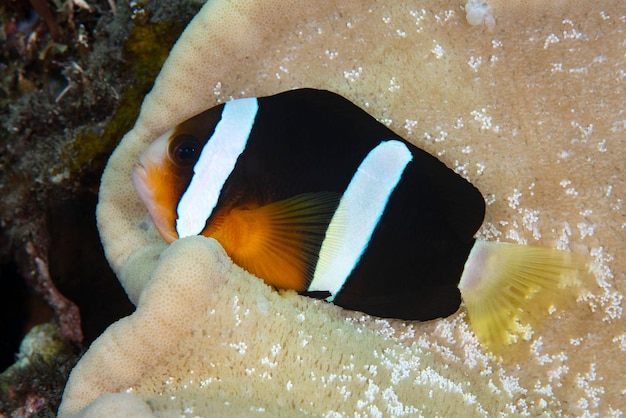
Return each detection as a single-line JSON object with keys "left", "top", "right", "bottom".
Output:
{"left": 208, "top": 192, "right": 341, "bottom": 291}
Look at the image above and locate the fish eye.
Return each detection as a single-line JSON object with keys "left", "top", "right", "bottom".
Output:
{"left": 169, "top": 134, "right": 201, "bottom": 166}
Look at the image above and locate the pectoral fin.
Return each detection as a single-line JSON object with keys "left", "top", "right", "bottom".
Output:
{"left": 209, "top": 192, "right": 341, "bottom": 291}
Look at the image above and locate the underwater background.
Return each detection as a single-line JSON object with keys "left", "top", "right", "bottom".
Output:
{"left": 0, "top": 1, "right": 202, "bottom": 414}
{"left": 1, "top": 0, "right": 625, "bottom": 416}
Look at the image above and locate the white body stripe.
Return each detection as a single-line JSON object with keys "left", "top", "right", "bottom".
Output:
{"left": 308, "top": 140, "right": 413, "bottom": 300}
{"left": 176, "top": 98, "right": 259, "bottom": 238}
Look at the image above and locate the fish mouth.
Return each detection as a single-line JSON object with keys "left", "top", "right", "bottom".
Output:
{"left": 131, "top": 129, "right": 180, "bottom": 243}
{"left": 131, "top": 160, "right": 178, "bottom": 243}
{"left": 131, "top": 162, "right": 151, "bottom": 208}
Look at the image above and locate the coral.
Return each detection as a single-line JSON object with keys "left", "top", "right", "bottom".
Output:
{"left": 0, "top": 0, "right": 200, "bottom": 415}
{"left": 57, "top": 18, "right": 189, "bottom": 178}
{"left": 0, "top": 323, "right": 79, "bottom": 417}
{"left": 465, "top": 0, "right": 495, "bottom": 29}
{"left": 59, "top": 0, "right": 626, "bottom": 416}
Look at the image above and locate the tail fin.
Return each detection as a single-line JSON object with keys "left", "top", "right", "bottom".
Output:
{"left": 458, "top": 240, "right": 588, "bottom": 353}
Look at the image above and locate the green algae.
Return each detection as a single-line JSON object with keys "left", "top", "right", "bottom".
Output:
{"left": 0, "top": 2, "right": 203, "bottom": 416}
{"left": 0, "top": 323, "right": 79, "bottom": 416}
{"left": 55, "top": 19, "right": 187, "bottom": 178}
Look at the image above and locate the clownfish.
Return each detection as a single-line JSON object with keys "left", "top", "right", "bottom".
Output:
{"left": 132, "top": 89, "right": 586, "bottom": 351}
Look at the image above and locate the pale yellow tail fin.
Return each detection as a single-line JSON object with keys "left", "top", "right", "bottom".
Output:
{"left": 458, "top": 240, "right": 588, "bottom": 353}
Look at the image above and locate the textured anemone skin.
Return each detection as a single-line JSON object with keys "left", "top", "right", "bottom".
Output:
{"left": 58, "top": 238, "right": 228, "bottom": 417}
{"left": 61, "top": 0, "right": 626, "bottom": 416}
{"left": 59, "top": 237, "right": 514, "bottom": 417}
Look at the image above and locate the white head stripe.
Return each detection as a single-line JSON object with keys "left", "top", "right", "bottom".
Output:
{"left": 308, "top": 140, "right": 413, "bottom": 300}
{"left": 176, "top": 98, "right": 259, "bottom": 238}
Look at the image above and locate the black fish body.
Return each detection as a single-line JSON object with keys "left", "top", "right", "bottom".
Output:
{"left": 133, "top": 88, "right": 585, "bottom": 351}
{"left": 215, "top": 89, "right": 485, "bottom": 320}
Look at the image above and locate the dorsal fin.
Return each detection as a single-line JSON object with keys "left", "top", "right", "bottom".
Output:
{"left": 206, "top": 192, "right": 341, "bottom": 290}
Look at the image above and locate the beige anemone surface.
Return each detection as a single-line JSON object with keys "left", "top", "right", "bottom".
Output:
{"left": 60, "top": 0, "right": 626, "bottom": 416}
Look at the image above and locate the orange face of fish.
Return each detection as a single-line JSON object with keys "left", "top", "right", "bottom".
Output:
{"left": 132, "top": 107, "right": 224, "bottom": 242}
{"left": 132, "top": 132, "right": 189, "bottom": 242}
